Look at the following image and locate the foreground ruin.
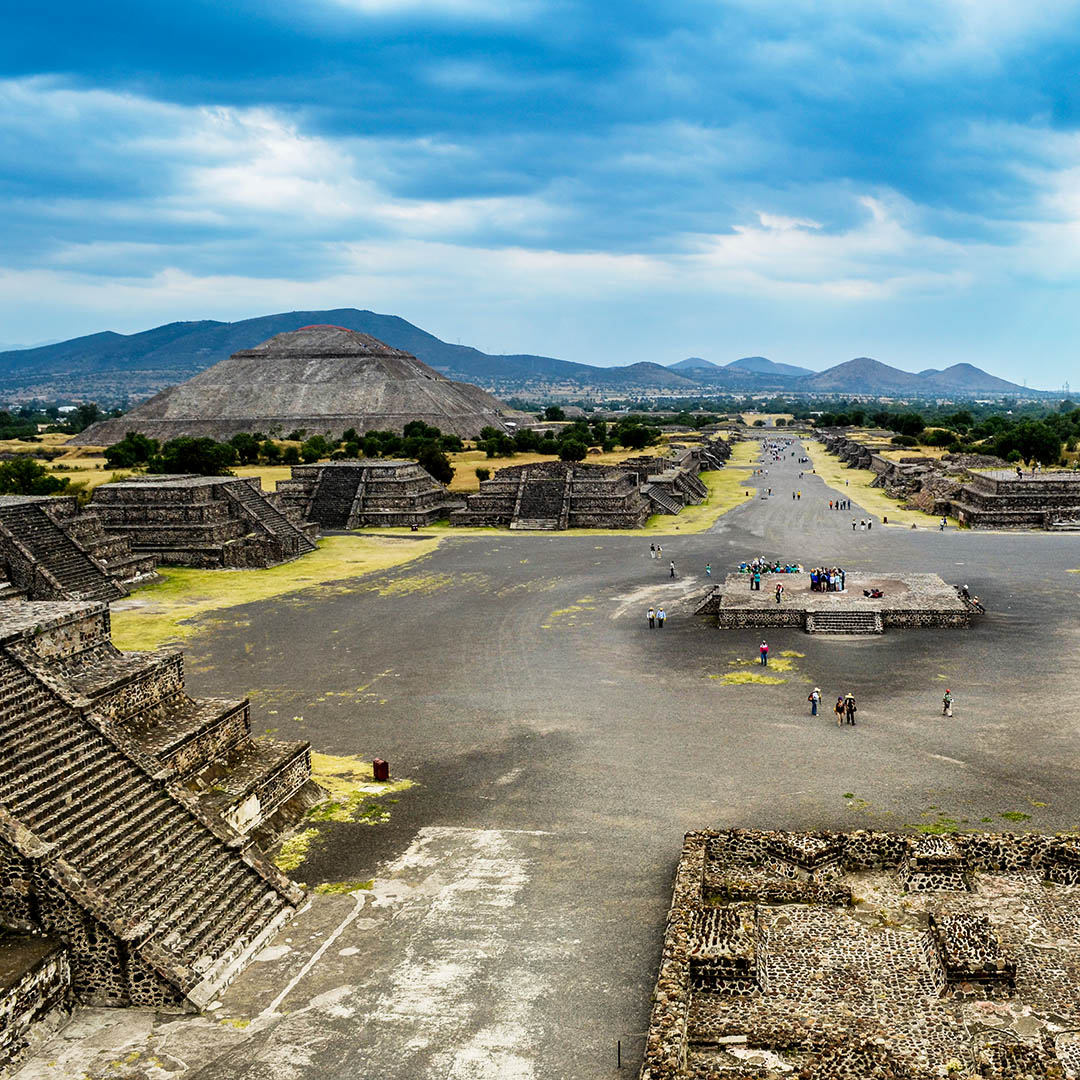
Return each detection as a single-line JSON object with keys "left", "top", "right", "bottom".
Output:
{"left": 643, "top": 828, "right": 1080, "bottom": 1079}
{"left": 0, "top": 599, "right": 315, "bottom": 1072}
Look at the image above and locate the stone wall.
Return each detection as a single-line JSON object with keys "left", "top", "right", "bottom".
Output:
{"left": 0, "top": 935, "right": 73, "bottom": 1076}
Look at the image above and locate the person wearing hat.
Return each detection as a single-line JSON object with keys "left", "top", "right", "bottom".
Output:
{"left": 844, "top": 692, "right": 857, "bottom": 725}
{"left": 808, "top": 687, "right": 821, "bottom": 716}
{"left": 834, "top": 695, "right": 845, "bottom": 726}
{"left": 942, "top": 689, "right": 953, "bottom": 717}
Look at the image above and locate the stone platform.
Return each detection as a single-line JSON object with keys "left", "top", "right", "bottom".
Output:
{"left": 696, "top": 572, "right": 971, "bottom": 633}
{"left": 642, "top": 829, "right": 1080, "bottom": 1080}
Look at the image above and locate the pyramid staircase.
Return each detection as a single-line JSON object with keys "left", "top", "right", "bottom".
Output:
{"left": 308, "top": 468, "right": 362, "bottom": 529}
{"left": 805, "top": 610, "right": 883, "bottom": 634}
{"left": 0, "top": 502, "right": 124, "bottom": 603}
{"left": 641, "top": 484, "right": 684, "bottom": 516}
{"left": 222, "top": 480, "right": 317, "bottom": 553}
{"left": 0, "top": 648, "right": 301, "bottom": 1008}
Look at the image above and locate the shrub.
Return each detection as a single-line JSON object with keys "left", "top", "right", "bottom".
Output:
{"left": 475, "top": 467, "right": 490, "bottom": 481}
{"left": 104, "top": 431, "right": 159, "bottom": 468}
{"left": 282, "top": 446, "right": 301, "bottom": 465}
{"left": 559, "top": 439, "right": 588, "bottom": 462}
{"left": 890, "top": 435, "right": 917, "bottom": 447}
{"left": 417, "top": 444, "right": 454, "bottom": 485}
{"left": 147, "top": 437, "right": 237, "bottom": 476}
{"left": 0, "top": 457, "right": 70, "bottom": 495}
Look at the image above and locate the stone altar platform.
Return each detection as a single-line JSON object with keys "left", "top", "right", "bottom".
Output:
{"left": 641, "top": 829, "right": 1080, "bottom": 1080}
{"left": 695, "top": 572, "right": 970, "bottom": 633}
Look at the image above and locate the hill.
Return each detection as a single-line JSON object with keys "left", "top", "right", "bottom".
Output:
{"left": 725, "top": 356, "right": 815, "bottom": 379}
{"left": 668, "top": 357, "right": 721, "bottom": 372}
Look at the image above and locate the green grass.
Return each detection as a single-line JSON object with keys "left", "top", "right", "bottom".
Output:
{"left": 313, "top": 880, "right": 374, "bottom": 895}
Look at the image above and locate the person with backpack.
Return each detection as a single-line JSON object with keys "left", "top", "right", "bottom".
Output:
{"left": 844, "top": 693, "right": 857, "bottom": 725}
{"left": 657, "top": 607, "right": 666, "bottom": 628}
{"left": 942, "top": 689, "right": 953, "bottom": 716}
{"left": 808, "top": 687, "right": 820, "bottom": 716}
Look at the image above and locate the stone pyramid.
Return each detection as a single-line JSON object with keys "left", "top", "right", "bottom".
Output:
{"left": 74, "top": 325, "right": 521, "bottom": 443}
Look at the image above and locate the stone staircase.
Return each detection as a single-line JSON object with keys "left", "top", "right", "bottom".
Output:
{"left": 0, "top": 503, "right": 123, "bottom": 603}
{"left": 805, "top": 610, "right": 883, "bottom": 634}
{"left": 308, "top": 468, "right": 361, "bottom": 529}
{"left": 224, "top": 481, "right": 317, "bottom": 552}
{"left": 641, "top": 484, "right": 683, "bottom": 516}
{"left": 509, "top": 518, "right": 559, "bottom": 531}
{"left": 0, "top": 651, "right": 299, "bottom": 1008}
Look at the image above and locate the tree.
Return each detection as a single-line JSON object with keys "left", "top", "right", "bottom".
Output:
{"left": 559, "top": 439, "right": 587, "bottom": 462}
{"left": 282, "top": 446, "right": 301, "bottom": 465}
{"left": 475, "top": 467, "right": 490, "bottom": 481}
{"left": 148, "top": 437, "right": 237, "bottom": 475}
{"left": 229, "top": 432, "right": 261, "bottom": 464}
{"left": 543, "top": 405, "right": 566, "bottom": 422}
{"left": 0, "top": 457, "right": 70, "bottom": 495}
{"left": 104, "top": 431, "right": 159, "bottom": 468}
{"left": 261, "top": 439, "right": 282, "bottom": 464}
{"left": 68, "top": 403, "right": 102, "bottom": 434}
{"left": 300, "top": 435, "right": 332, "bottom": 463}
{"left": 417, "top": 444, "right": 454, "bottom": 485}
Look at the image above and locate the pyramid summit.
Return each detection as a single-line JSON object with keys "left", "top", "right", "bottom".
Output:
{"left": 74, "top": 325, "right": 523, "bottom": 444}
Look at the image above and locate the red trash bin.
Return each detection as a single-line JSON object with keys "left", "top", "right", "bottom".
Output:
{"left": 372, "top": 758, "right": 390, "bottom": 782}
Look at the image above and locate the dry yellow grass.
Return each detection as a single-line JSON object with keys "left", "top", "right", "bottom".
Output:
{"left": 109, "top": 534, "right": 439, "bottom": 651}
{"left": 807, "top": 441, "right": 956, "bottom": 526}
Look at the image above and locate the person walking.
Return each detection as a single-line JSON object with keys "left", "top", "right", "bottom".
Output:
{"left": 852, "top": 519, "right": 857, "bottom": 531}
{"left": 775, "top": 581, "right": 784, "bottom": 604}
{"left": 844, "top": 692, "right": 857, "bottom": 725}
{"left": 940, "top": 516, "right": 947, "bottom": 531}
{"left": 650, "top": 542, "right": 656, "bottom": 559}
{"left": 809, "top": 687, "right": 821, "bottom": 716}
{"left": 657, "top": 607, "right": 666, "bottom": 628}
{"left": 705, "top": 563, "right": 712, "bottom": 578}
{"left": 647, "top": 607, "right": 656, "bottom": 629}
{"left": 669, "top": 561, "right": 676, "bottom": 579}
{"left": 759, "top": 640, "right": 769, "bottom": 666}
{"left": 753, "top": 570, "right": 761, "bottom": 591}
{"left": 834, "top": 695, "right": 845, "bottom": 726}
{"left": 942, "top": 689, "right": 953, "bottom": 716}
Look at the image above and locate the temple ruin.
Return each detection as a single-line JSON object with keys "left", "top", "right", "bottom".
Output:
{"left": 71, "top": 325, "right": 524, "bottom": 445}
{"left": 0, "top": 495, "right": 156, "bottom": 603}
{"left": 0, "top": 597, "right": 316, "bottom": 1074}
{"left": 642, "top": 828, "right": 1080, "bottom": 1079}
{"left": 88, "top": 475, "right": 318, "bottom": 568}
{"left": 696, "top": 572, "right": 974, "bottom": 632}
{"left": 277, "top": 460, "right": 464, "bottom": 529}
{"left": 450, "top": 461, "right": 652, "bottom": 530}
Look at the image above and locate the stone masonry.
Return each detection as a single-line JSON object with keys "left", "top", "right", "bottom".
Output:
{"left": 0, "top": 496, "right": 155, "bottom": 604}
{"left": 0, "top": 932, "right": 72, "bottom": 1078}
{"left": 277, "top": 459, "right": 464, "bottom": 529}
{"left": 642, "top": 829, "right": 1080, "bottom": 1080}
{"left": 89, "top": 475, "right": 318, "bottom": 568}
{"left": 0, "top": 600, "right": 311, "bottom": 1020}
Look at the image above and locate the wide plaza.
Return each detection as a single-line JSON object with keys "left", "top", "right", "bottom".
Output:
{"left": 15, "top": 438, "right": 1080, "bottom": 1080}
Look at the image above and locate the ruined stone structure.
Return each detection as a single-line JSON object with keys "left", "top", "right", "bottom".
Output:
{"left": 642, "top": 828, "right": 1080, "bottom": 1079}
{"left": 0, "top": 600, "right": 310, "bottom": 1021}
{"left": 72, "top": 325, "right": 524, "bottom": 445}
{"left": 450, "top": 461, "right": 651, "bottom": 530}
{"left": 0, "top": 496, "right": 155, "bottom": 604}
{"left": 618, "top": 446, "right": 710, "bottom": 516}
{"left": 89, "top": 475, "right": 318, "bottom": 568}
{"left": 277, "top": 460, "right": 463, "bottom": 529}
{"left": 0, "top": 932, "right": 72, "bottom": 1076}
{"left": 949, "top": 470, "right": 1080, "bottom": 530}
{"left": 696, "top": 572, "right": 972, "bottom": 633}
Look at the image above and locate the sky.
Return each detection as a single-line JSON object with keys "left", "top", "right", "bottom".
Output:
{"left": 1, "top": 1, "right": 1079, "bottom": 386}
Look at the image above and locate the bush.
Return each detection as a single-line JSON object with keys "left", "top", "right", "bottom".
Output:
{"left": 0, "top": 457, "right": 70, "bottom": 495}
{"left": 890, "top": 435, "right": 917, "bottom": 447}
{"left": 538, "top": 438, "right": 559, "bottom": 455}
{"left": 475, "top": 467, "right": 490, "bottom": 481}
{"left": 559, "top": 439, "right": 588, "bottom": 462}
{"left": 1005, "top": 449, "right": 1022, "bottom": 463}
{"left": 543, "top": 406, "right": 565, "bottom": 421}
{"left": 417, "top": 444, "right": 454, "bottom": 485}
{"left": 282, "top": 446, "right": 301, "bottom": 465}
{"left": 261, "top": 439, "right": 282, "bottom": 464}
{"left": 147, "top": 437, "right": 237, "bottom": 476}
{"left": 104, "top": 431, "right": 159, "bottom": 468}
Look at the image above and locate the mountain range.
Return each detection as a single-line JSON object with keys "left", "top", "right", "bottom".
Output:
{"left": 0, "top": 308, "right": 1044, "bottom": 402}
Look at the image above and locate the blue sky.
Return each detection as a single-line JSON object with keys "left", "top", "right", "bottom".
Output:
{"left": 2, "top": 0, "right": 1079, "bottom": 385}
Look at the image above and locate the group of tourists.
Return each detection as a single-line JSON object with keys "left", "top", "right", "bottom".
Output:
{"left": 852, "top": 518, "right": 873, "bottom": 531}
{"left": 829, "top": 499, "right": 852, "bottom": 510}
{"left": 646, "top": 607, "right": 667, "bottom": 629}
{"left": 809, "top": 567, "right": 846, "bottom": 591}
{"left": 740, "top": 558, "right": 802, "bottom": 574}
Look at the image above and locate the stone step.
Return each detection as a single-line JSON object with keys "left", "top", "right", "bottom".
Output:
{"left": 509, "top": 518, "right": 559, "bottom": 530}
{"left": 805, "top": 610, "right": 883, "bottom": 634}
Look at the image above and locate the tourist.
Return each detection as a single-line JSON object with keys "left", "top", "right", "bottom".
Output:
{"left": 867, "top": 520, "right": 872, "bottom": 530}
{"left": 775, "top": 582, "right": 784, "bottom": 604}
{"left": 834, "top": 696, "right": 845, "bottom": 726}
{"left": 657, "top": 607, "right": 666, "bottom": 628}
{"left": 940, "top": 516, "right": 947, "bottom": 531}
{"left": 759, "top": 641, "right": 769, "bottom": 666}
{"left": 650, "top": 542, "right": 656, "bottom": 559}
{"left": 647, "top": 607, "right": 656, "bottom": 629}
{"left": 942, "top": 689, "right": 953, "bottom": 717}
{"left": 852, "top": 519, "right": 857, "bottom": 531}
{"left": 844, "top": 693, "right": 857, "bottom": 725}
{"left": 669, "top": 561, "right": 676, "bottom": 579}
{"left": 705, "top": 563, "right": 711, "bottom": 577}
{"left": 809, "top": 687, "right": 821, "bottom": 716}
{"left": 753, "top": 569, "right": 761, "bottom": 591}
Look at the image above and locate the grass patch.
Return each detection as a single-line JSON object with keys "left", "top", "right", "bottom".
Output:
{"left": 780, "top": 650, "right": 805, "bottom": 658}
{"left": 1000, "top": 811, "right": 1032, "bottom": 823}
{"left": 807, "top": 440, "right": 955, "bottom": 526}
{"left": 313, "top": 879, "right": 374, "bottom": 895}
{"left": 109, "top": 535, "right": 439, "bottom": 650}
{"left": 910, "top": 815, "right": 962, "bottom": 835}
{"left": 307, "top": 752, "right": 413, "bottom": 824}
{"left": 274, "top": 828, "right": 320, "bottom": 872}
{"left": 710, "top": 671, "right": 787, "bottom": 685}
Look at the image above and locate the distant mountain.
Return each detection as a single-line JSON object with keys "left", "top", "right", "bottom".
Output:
{"left": 0, "top": 310, "right": 1043, "bottom": 401}
{"left": 725, "top": 356, "right": 815, "bottom": 379}
{"left": 668, "top": 356, "right": 721, "bottom": 372}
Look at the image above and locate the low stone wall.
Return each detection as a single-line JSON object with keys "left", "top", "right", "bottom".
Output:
{"left": 0, "top": 936, "right": 73, "bottom": 1077}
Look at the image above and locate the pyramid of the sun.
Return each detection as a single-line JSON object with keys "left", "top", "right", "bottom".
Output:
{"left": 73, "top": 325, "right": 521, "bottom": 444}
